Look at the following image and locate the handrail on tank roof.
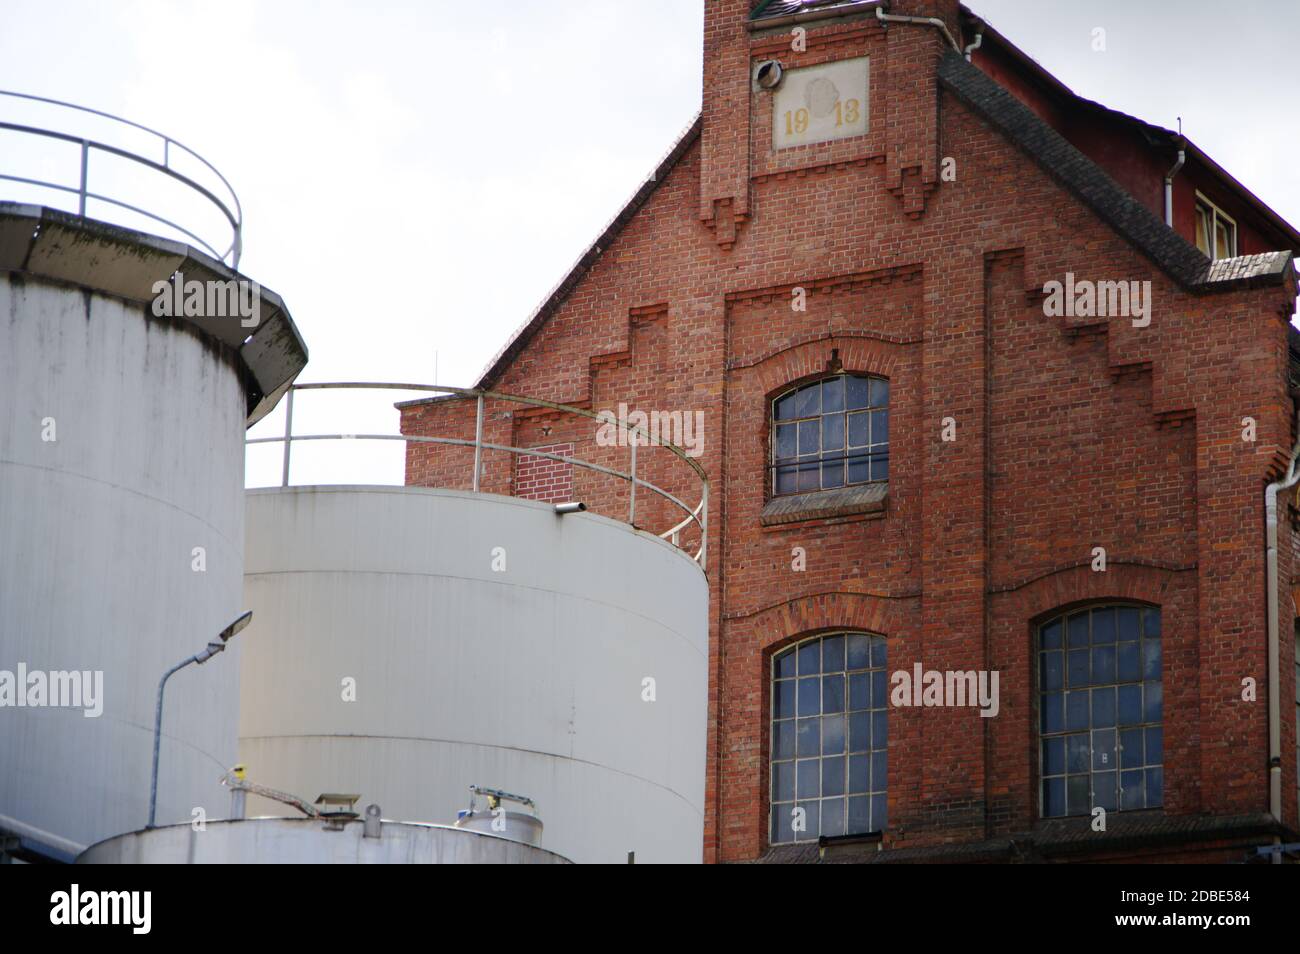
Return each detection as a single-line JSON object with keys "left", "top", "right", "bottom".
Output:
{"left": 0, "top": 89, "right": 243, "bottom": 267}
{"left": 246, "top": 383, "right": 710, "bottom": 569}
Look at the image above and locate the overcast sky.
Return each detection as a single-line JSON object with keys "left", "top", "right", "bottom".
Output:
{"left": 2, "top": 1, "right": 1295, "bottom": 485}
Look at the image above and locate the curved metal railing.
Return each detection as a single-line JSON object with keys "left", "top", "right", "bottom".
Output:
{"left": 0, "top": 89, "right": 242, "bottom": 266}
{"left": 246, "top": 383, "right": 709, "bottom": 569}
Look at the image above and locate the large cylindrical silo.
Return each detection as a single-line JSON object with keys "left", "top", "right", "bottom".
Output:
{"left": 0, "top": 205, "right": 306, "bottom": 858}
{"left": 238, "top": 485, "right": 708, "bottom": 864}
{"left": 76, "top": 817, "right": 572, "bottom": 864}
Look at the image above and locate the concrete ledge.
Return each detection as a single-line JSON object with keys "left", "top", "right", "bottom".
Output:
{"left": 761, "top": 482, "right": 888, "bottom": 526}
{"left": 0, "top": 202, "right": 307, "bottom": 425}
{"left": 747, "top": 812, "right": 1293, "bottom": 864}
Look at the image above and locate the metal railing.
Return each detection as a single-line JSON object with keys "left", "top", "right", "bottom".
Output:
{"left": 0, "top": 89, "right": 242, "bottom": 266}
{"left": 246, "top": 383, "right": 709, "bottom": 569}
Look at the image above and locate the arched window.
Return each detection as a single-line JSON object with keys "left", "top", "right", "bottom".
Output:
{"left": 771, "top": 374, "right": 888, "bottom": 497}
{"left": 1038, "top": 604, "right": 1163, "bottom": 818}
{"left": 770, "top": 632, "right": 888, "bottom": 844}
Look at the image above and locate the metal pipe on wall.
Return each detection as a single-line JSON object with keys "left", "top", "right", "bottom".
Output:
{"left": 1263, "top": 410, "right": 1300, "bottom": 861}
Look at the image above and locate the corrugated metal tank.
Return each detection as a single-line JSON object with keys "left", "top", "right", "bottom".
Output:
{"left": 0, "top": 206, "right": 306, "bottom": 858}
{"left": 76, "top": 817, "right": 570, "bottom": 864}
{"left": 238, "top": 485, "right": 708, "bottom": 863}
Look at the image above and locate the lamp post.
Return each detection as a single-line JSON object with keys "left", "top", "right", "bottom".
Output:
{"left": 147, "top": 611, "right": 253, "bottom": 829}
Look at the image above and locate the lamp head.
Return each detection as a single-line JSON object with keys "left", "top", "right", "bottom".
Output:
{"left": 218, "top": 610, "right": 253, "bottom": 643}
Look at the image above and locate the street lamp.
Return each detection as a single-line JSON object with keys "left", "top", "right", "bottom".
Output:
{"left": 147, "top": 611, "right": 253, "bottom": 829}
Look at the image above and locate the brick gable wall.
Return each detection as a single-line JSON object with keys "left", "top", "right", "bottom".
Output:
{"left": 400, "top": 0, "right": 1299, "bottom": 862}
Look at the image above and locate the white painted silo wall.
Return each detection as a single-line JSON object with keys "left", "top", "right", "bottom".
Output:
{"left": 77, "top": 817, "right": 572, "bottom": 864}
{"left": 239, "top": 486, "right": 708, "bottom": 864}
{"left": 0, "top": 274, "right": 246, "bottom": 855}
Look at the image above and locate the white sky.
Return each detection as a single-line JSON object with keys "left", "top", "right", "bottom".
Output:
{"left": 2, "top": 1, "right": 1295, "bottom": 486}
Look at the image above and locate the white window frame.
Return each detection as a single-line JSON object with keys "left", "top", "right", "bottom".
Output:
{"left": 1194, "top": 191, "right": 1238, "bottom": 260}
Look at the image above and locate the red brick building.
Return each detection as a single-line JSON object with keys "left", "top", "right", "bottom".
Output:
{"left": 399, "top": 0, "right": 1300, "bottom": 863}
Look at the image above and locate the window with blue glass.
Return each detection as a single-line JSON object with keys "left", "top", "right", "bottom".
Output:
{"left": 771, "top": 374, "right": 889, "bottom": 496}
{"left": 770, "top": 632, "right": 888, "bottom": 843}
{"left": 1038, "top": 605, "right": 1163, "bottom": 818}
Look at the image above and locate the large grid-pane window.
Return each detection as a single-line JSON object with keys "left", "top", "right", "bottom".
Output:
{"left": 770, "top": 632, "right": 887, "bottom": 843}
{"left": 771, "top": 374, "right": 888, "bottom": 496}
{"left": 1039, "top": 605, "right": 1163, "bottom": 818}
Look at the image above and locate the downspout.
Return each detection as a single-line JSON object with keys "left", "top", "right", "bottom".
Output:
{"left": 963, "top": 22, "right": 984, "bottom": 61}
{"left": 1164, "top": 139, "right": 1185, "bottom": 229}
{"left": 1264, "top": 409, "right": 1300, "bottom": 862}
{"left": 875, "top": 4, "right": 961, "bottom": 54}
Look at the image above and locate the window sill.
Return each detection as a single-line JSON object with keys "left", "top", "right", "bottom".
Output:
{"left": 761, "top": 483, "right": 887, "bottom": 527}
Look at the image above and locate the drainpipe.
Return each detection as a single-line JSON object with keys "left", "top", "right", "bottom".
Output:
{"left": 875, "top": 4, "right": 961, "bottom": 53}
{"left": 963, "top": 22, "right": 984, "bottom": 61}
{"left": 1264, "top": 410, "right": 1300, "bottom": 862}
{"left": 1164, "top": 140, "right": 1185, "bottom": 229}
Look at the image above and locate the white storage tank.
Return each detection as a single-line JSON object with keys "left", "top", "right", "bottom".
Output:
{"left": 238, "top": 485, "right": 708, "bottom": 864}
{"left": 76, "top": 817, "right": 570, "bottom": 864}
{"left": 0, "top": 205, "right": 306, "bottom": 859}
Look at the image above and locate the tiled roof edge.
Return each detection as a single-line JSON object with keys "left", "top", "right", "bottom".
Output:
{"left": 937, "top": 51, "right": 1296, "bottom": 295}
{"left": 1201, "top": 250, "right": 1295, "bottom": 290}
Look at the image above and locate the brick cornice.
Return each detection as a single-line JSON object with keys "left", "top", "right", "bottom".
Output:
{"left": 725, "top": 262, "right": 923, "bottom": 305}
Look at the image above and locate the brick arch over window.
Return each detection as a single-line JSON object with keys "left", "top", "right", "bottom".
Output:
{"left": 751, "top": 335, "right": 902, "bottom": 398}
{"left": 749, "top": 591, "right": 915, "bottom": 651}
{"left": 1000, "top": 562, "right": 1184, "bottom": 625}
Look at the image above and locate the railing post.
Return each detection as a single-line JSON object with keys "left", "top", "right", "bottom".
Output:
{"left": 472, "top": 394, "right": 485, "bottom": 493}
{"left": 628, "top": 439, "right": 637, "bottom": 526}
{"left": 78, "top": 140, "right": 89, "bottom": 216}
{"left": 280, "top": 388, "right": 294, "bottom": 488}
